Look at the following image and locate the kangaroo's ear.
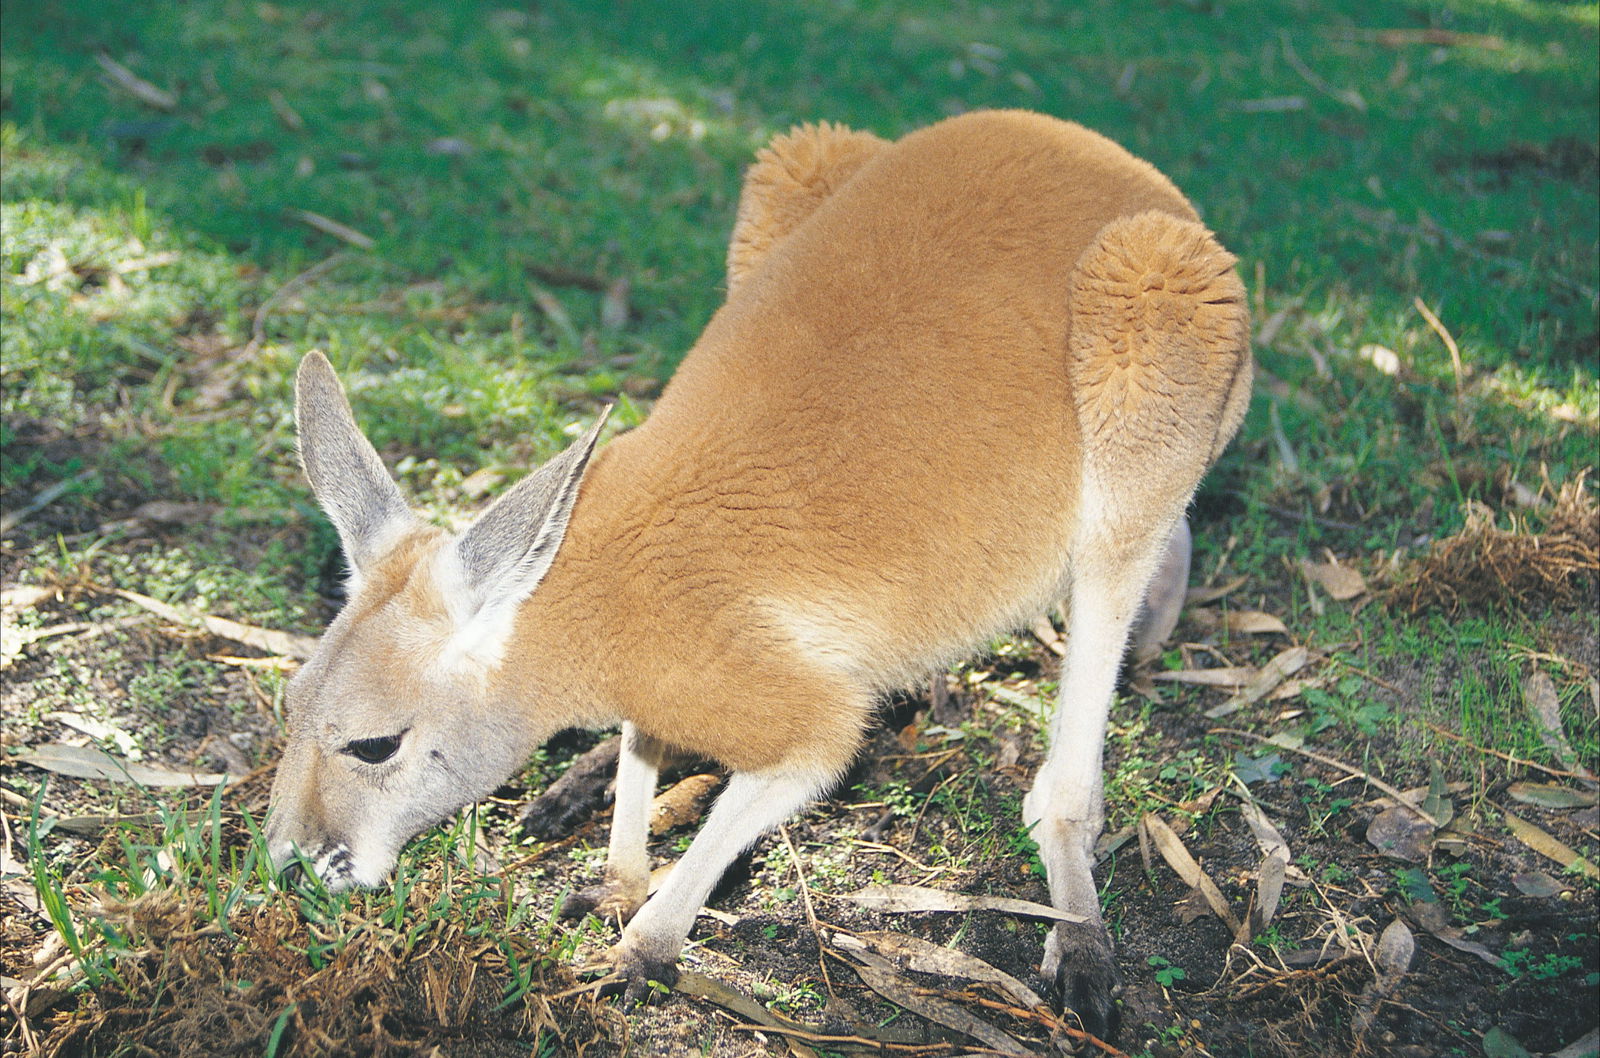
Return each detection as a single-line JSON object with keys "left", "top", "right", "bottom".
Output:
{"left": 294, "top": 351, "right": 416, "bottom": 575}
{"left": 447, "top": 405, "right": 612, "bottom": 625}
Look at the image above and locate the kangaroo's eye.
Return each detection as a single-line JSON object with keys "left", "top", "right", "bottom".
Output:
{"left": 343, "top": 733, "right": 404, "bottom": 764}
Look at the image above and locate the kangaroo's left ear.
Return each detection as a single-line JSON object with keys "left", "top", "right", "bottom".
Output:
{"left": 439, "top": 406, "right": 612, "bottom": 640}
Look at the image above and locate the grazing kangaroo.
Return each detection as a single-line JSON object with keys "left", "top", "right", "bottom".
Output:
{"left": 267, "top": 109, "right": 1250, "bottom": 1038}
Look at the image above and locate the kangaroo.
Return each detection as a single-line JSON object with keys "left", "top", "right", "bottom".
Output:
{"left": 266, "top": 109, "right": 1250, "bottom": 1039}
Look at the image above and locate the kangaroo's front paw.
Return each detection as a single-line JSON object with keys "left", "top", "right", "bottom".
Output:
{"left": 558, "top": 878, "right": 647, "bottom": 923}
{"left": 608, "top": 936, "right": 680, "bottom": 1006}
{"left": 1041, "top": 920, "right": 1123, "bottom": 1042}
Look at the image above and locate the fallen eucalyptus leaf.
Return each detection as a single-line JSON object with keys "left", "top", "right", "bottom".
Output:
{"left": 1225, "top": 610, "right": 1289, "bottom": 635}
{"left": 1142, "top": 813, "right": 1242, "bottom": 933}
{"left": 1510, "top": 871, "right": 1564, "bottom": 898}
{"left": 1506, "top": 782, "right": 1598, "bottom": 810}
{"left": 1374, "top": 918, "right": 1415, "bottom": 978}
{"left": 1503, "top": 811, "right": 1600, "bottom": 880}
{"left": 1422, "top": 760, "right": 1455, "bottom": 830}
{"left": 1523, "top": 670, "right": 1591, "bottom": 777}
{"left": 1185, "top": 575, "right": 1248, "bottom": 606}
{"left": 1366, "top": 805, "right": 1435, "bottom": 861}
{"left": 1207, "top": 645, "right": 1309, "bottom": 718}
{"left": 839, "top": 931, "right": 1044, "bottom": 1009}
{"left": 15, "top": 743, "right": 236, "bottom": 787}
{"left": 842, "top": 948, "right": 1029, "bottom": 1055}
{"left": 1299, "top": 559, "right": 1367, "bottom": 600}
{"left": 1153, "top": 666, "right": 1256, "bottom": 688}
{"left": 1255, "top": 851, "right": 1286, "bottom": 931}
{"left": 835, "top": 883, "right": 1082, "bottom": 923}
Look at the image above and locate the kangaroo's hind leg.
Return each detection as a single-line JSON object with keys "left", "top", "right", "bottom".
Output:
{"left": 1028, "top": 210, "right": 1250, "bottom": 1039}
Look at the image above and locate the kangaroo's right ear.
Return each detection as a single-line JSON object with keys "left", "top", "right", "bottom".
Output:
{"left": 294, "top": 351, "right": 417, "bottom": 576}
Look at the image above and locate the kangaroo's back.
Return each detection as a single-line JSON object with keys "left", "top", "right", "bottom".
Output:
{"left": 520, "top": 111, "right": 1233, "bottom": 769}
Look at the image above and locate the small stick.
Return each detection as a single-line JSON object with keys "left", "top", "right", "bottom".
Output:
{"left": 779, "top": 824, "right": 836, "bottom": 1000}
{"left": 246, "top": 251, "right": 350, "bottom": 355}
{"left": 1413, "top": 297, "right": 1464, "bottom": 398}
{"left": 95, "top": 52, "right": 177, "bottom": 110}
{"left": 727, "top": 1022, "right": 951, "bottom": 1053}
{"left": 1212, "top": 727, "right": 1439, "bottom": 826}
{"left": 1423, "top": 722, "right": 1596, "bottom": 782}
{"left": 956, "top": 991, "right": 1133, "bottom": 1057}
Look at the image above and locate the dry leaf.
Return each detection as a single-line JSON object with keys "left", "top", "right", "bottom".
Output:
{"left": 673, "top": 971, "right": 832, "bottom": 1058}
{"left": 649, "top": 773, "right": 720, "bottom": 835}
{"left": 1510, "top": 871, "right": 1564, "bottom": 898}
{"left": 1523, "top": 671, "right": 1591, "bottom": 776}
{"left": 1206, "top": 645, "right": 1310, "bottom": 718}
{"left": 842, "top": 949, "right": 1029, "bottom": 1055}
{"left": 1299, "top": 559, "right": 1367, "bottom": 600}
{"left": 1375, "top": 918, "right": 1415, "bottom": 978}
{"left": 1255, "top": 851, "right": 1286, "bottom": 931}
{"left": 290, "top": 209, "right": 375, "bottom": 249}
{"left": 1226, "top": 610, "right": 1289, "bottom": 635}
{"left": 1409, "top": 900, "right": 1502, "bottom": 966}
{"left": 95, "top": 52, "right": 177, "bottom": 110}
{"left": 1366, "top": 805, "right": 1435, "bottom": 861}
{"left": 600, "top": 277, "right": 631, "bottom": 331}
{"left": 1503, "top": 810, "right": 1600, "bottom": 880}
{"left": 0, "top": 585, "right": 55, "bottom": 611}
{"left": 1152, "top": 666, "right": 1256, "bottom": 688}
{"left": 115, "top": 588, "right": 318, "bottom": 659}
{"left": 1185, "top": 575, "right": 1248, "bottom": 606}
{"left": 1028, "top": 615, "right": 1065, "bottom": 657}
{"left": 1551, "top": 1029, "right": 1600, "bottom": 1058}
{"left": 128, "top": 500, "right": 219, "bottom": 525}
{"left": 838, "top": 931, "right": 1044, "bottom": 1009}
{"left": 1507, "top": 782, "right": 1598, "bottom": 810}
{"left": 1141, "top": 813, "right": 1242, "bottom": 933}
{"left": 15, "top": 743, "right": 236, "bottom": 787}
{"left": 836, "top": 883, "right": 1083, "bottom": 923}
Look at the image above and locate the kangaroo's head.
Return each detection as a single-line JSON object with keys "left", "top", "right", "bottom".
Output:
{"left": 266, "top": 352, "right": 607, "bottom": 889}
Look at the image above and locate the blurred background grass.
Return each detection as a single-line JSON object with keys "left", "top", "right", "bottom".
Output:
{"left": 3, "top": 0, "right": 1595, "bottom": 534}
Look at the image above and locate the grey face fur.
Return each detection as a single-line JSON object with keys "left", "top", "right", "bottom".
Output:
{"left": 265, "top": 352, "right": 609, "bottom": 889}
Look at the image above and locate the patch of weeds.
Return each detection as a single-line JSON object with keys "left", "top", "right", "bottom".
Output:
{"left": 1299, "top": 776, "right": 1357, "bottom": 839}
{"left": 1302, "top": 674, "right": 1391, "bottom": 737}
{"left": 1147, "top": 954, "right": 1187, "bottom": 988}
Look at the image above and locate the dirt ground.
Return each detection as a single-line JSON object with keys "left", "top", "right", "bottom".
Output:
{"left": 3, "top": 512, "right": 1598, "bottom": 1057}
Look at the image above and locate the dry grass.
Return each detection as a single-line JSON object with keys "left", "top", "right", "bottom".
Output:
{"left": 36, "top": 885, "right": 624, "bottom": 1058}
{"left": 1395, "top": 475, "right": 1599, "bottom": 614}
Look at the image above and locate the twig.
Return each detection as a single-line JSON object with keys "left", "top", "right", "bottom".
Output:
{"left": 1212, "top": 727, "right": 1439, "bottom": 826}
{"left": 779, "top": 824, "right": 836, "bottom": 1001}
{"left": 1413, "top": 297, "right": 1464, "bottom": 398}
{"left": 1, "top": 470, "right": 96, "bottom": 534}
{"left": 1246, "top": 498, "right": 1365, "bottom": 533}
{"left": 95, "top": 52, "right": 177, "bottom": 110}
{"left": 727, "top": 1022, "right": 951, "bottom": 1053}
{"left": 289, "top": 210, "right": 375, "bottom": 250}
{"left": 1327, "top": 657, "right": 1405, "bottom": 696}
{"left": 1423, "top": 722, "right": 1596, "bottom": 782}
{"left": 246, "top": 252, "right": 350, "bottom": 355}
{"left": 1279, "top": 32, "right": 1366, "bottom": 111}
{"left": 956, "top": 991, "right": 1133, "bottom": 1057}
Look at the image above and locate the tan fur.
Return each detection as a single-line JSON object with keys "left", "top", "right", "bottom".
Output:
{"left": 509, "top": 110, "right": 1245, "bottom": 774}
{"left": 270, "top": 110, "right": 1251, "bottom": 1025}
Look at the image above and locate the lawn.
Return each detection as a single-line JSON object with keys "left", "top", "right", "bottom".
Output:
{"left": 2, "top": 1, "right": 1596, "bottom": 1056}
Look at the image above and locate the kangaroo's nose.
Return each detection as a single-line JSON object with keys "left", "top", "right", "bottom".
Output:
{"left": 279, "top": 859, "right": 306, "bottom": 887}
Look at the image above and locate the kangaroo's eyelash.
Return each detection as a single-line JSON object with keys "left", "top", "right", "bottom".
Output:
{"left": 342, "top": 731, "right": 406, "bottom": 764}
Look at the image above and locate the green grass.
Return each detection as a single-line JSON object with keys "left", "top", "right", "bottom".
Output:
{"left": 3, "top": 1, "right": 1596, "bottom": 1054}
